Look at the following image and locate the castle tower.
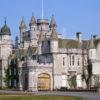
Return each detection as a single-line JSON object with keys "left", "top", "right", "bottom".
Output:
{"left": 29, "top": 15, "right": 37, "bottom": 47}
{"left": 19, "top": 17, "right": 27, "bottom": 43}
{"left": 0, "top": 20, "right": 12, "bottom": 87}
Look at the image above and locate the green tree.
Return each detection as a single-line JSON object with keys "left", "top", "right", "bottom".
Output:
{"left": 68, "top": 75, "right": 77, "bottom": 89}
{"left": 3, "top": 68, "right": 10, "bottom": 88}
{"left": 82, "top": 59, "right": 92, "bottom": 89}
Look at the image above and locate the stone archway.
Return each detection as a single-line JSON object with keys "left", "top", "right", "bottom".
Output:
{"left": 38, "top": 73, "right": 51, "bottom": 91}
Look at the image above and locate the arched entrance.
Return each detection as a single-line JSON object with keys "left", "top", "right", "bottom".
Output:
{"left": 38, "top": 73, "right": 51, "bottom": 91}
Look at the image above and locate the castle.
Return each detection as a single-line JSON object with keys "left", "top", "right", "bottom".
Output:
{"left": 0, "top": 15, "right": 100, "bottom": 91}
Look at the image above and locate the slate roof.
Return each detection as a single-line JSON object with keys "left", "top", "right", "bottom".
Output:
{"left": 19, "top": 47, "right": 37, "bottom": 57}
{"left": 58, "top": 38, "right": 100, "bottom": 49}
{"left": 0, "top": 22, "right": 11, "bottom": 35}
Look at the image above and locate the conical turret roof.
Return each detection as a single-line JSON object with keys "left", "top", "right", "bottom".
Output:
{"left": 89, "top": 36, "right": 95, "bottom": 49}
{"left": 19, "top": 17, "right": 26, "bottom": 29}
{"left": 29, "top": 15, "right": 36, "bottom": 26}
{"left": 49, "top": 15, "right": 57, "bottom": 29}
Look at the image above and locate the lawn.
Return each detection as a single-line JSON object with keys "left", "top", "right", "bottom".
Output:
{"left": 0, "top": 95, "right": 83, "bottom": 100}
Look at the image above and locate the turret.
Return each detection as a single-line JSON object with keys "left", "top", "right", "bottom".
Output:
{"left": 50, "top": 15, "right": 58, "bottom": 53}
{"left": 50, "top": 26, "right": 58, "bottom": 53}
{"left": 88, "top": 36, "right": 96, "bottom": 60}
{"left": 29, "top": 15, "right": 37, "bottom": 46}
{"left": 0, "top": 20, "right": 12, "bottom": 87}
{"left": 19, "top": 17, "right": 27, "bottom": 43}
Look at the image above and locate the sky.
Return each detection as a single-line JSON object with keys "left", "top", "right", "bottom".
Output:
{"left": 0, "top": 0, "right": 100, "bottom": 41}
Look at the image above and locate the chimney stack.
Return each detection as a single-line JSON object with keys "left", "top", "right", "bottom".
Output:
{"left": 76, "top": 32, "right": 82, "bottom": 42}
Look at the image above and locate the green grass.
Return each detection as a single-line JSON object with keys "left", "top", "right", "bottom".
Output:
{"left": 0, "top": 95, "right": 83, "bottom": 100}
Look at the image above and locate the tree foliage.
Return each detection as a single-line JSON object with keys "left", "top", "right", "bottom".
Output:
{"left": 4, "top": 58, "right": 19, "bottom": 88}
{"left": 68, "top": 75, "right": 77, "bottom": 89}
{"left": 82, "top": 59, "right": 92, "bottom": 88}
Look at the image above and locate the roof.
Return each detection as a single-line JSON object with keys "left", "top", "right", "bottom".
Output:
{"left": 58, "top": 38, "right": 100, "bottom": 49}
{"left": 88, "top": 38, "right": 95, "bottom": 49}
{"left": 58, "top": 39, "right": 88, "bottom": 49}
{"left": 19, "top": 47, "right": 37, "bottom": 56}
{"left": 49, "top": 15, "right": 57, "bottom": 28}
{"left": 29, "top": 15, "right": 36, "bottom": 26}
{"left": 0, "top": 22, "right": 11, "bottom": 35}
{"left": 19, "top": 17, "right": 27, "bottom": 29}
{"left": 12, "top": 47, "right": 37, "bottom": 61}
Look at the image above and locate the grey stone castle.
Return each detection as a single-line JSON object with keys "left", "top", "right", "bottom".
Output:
{"left": 0, "top": 15, "right": 100, "bottom": 91}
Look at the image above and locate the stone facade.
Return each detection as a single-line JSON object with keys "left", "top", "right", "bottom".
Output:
{"left": 0, "top": 15, "right": 100, "bottom": 91}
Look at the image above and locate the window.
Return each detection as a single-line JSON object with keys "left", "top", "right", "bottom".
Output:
{"left": 78, "top": 58, "right": 80, "bottom": 66}
{"left": 9, "top": 69, "right": 11, "bottom": 75}
{"left": 72, "top": 56, "right": 74, "bottom": 66}
{"left": 63, "top": 57, "right": 65, "bottom": 66}
{"left": 91, "top": 51, "right": 92, "bottom": 58}
{"left": 14, "top": 80, "right": 16, "bottom": 87}
{"left": 0, "top": 36, "right": 2, "bottom": 40}
{"left": 9, "top": 80, "right": 11, "bottom": 86}
{"left": 70, "top": 55, "right": 71, "bottom": 66}
{"left": 14, "top": 68, "right": 16, "bottom": 75}
{"left": 0, "top": 47, "right": 1, "bottom": 58}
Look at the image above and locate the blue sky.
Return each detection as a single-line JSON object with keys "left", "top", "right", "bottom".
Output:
{"left": 0, "top": 0, "right": 100, "bottom": 40}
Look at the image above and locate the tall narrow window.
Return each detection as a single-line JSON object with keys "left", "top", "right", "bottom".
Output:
{"left": 72, "top": 56, "right": 74, "bottom": 66}
{"left": 63, "top": 57, "right": 65, "bottom": 66}
{"left": 91, "top": 51, "right": 92, "bottom": 58}
{"left": 78, "top": 58, "right": 80, "bottom": 66}
{"left": 70, "top": 55, "right": 71, "bottom": 66}
{"left": 0, "top": 47, "right": 1, "bottom": 58}
{"left": 0, "top": 36, "right": 2, "bottom": 41}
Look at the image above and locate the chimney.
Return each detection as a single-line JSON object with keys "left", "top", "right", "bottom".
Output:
{"left": 76, "top": 32, "right": 82, "bottom": 42}
{"left": 93, "top": 35, "right": 97, "bottom": 39}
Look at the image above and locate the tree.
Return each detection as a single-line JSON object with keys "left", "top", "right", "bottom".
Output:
{"left": 4, "top": 58, "right": 19, "bottom": 89}
{"left": 82, "top": 59, "right": 92, "bottom": 89}
{"left": 3, "top": 68, "right": 10, "bottom": 88}
{"left": 68, "top": 75, "right": 77, "bottom": 89}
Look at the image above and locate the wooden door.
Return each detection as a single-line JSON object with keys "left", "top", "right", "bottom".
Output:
{"left": 38, "top": 73, "right": 50, "bottom": 91}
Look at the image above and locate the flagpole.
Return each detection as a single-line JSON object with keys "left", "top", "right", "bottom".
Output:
{"left": 42, "top": 0, "right": 44, "bottom": 19}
